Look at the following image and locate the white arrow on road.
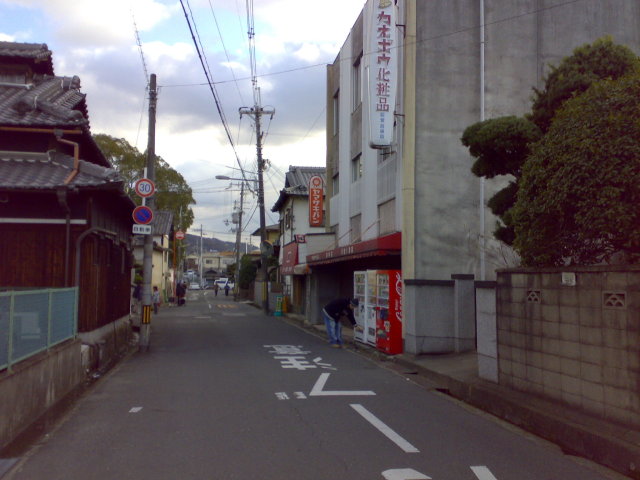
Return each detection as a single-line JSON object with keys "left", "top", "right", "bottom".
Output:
{"left": 471, "top": 466, "right": 498, "bottom": 480}
{"left": 309, "top": 373, "right": 375, "bottom": 396}
{"left": 382, "top": 468, "right": 430, "bottom": 480}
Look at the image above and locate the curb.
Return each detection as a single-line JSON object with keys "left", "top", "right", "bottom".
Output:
{"left": 392, "top": 356, "right": 640, "bottom": 479}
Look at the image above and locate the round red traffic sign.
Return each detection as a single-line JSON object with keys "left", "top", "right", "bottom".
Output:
{"left": 175, "top": 230, "right": 185, "bottom": 240}
{"left": 132, "top": 206, "right": 154, "bottom": 225}
{"left": 134, "top": 178, "right": 155, "bottom": 198}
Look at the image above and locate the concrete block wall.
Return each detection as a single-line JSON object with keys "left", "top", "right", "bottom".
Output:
{"left": 0, "top": 339, "right": 83, "bottom": 450}
{"left": 497, "top": 266, "right": 640, "bottom": 427}
{"left": 404, "top": 275, "right": 476, "bottom": 354}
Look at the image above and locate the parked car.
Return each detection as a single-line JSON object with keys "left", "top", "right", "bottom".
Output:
{"left": 189, "top": 282, "right": 201, "bottom": 290}
{"left": 214, "top": 278, "right": 229, "bottom": 288}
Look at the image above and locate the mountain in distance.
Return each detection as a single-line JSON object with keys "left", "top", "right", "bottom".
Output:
{"left": 183, "top": 233, "right": 253, "bottom": 256}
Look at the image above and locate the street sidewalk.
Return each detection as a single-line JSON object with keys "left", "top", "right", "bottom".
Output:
{"left": 283, "top": 313, "right": 640, "bottom": 479}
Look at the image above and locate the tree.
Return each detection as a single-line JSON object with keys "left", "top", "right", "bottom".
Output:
{"left": 530, "top": 37, "right": 639, "bottom": 133}
{"left": 461, "top": 116, "right": 541, "bottom": 244}
{"left": 238, "top": 254, "right": 257, "bottom": 290}
{"left": 512, "top": 69, "right": 640, "bottom": 266}
{"left": 461, "top": 37, "right": 638, "bottom": 248}
{"left": 94, "top": 134, "right": 195, "bottom": 231}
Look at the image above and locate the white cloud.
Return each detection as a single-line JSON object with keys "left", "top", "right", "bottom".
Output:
{"left": 1, "top": 0, "right": 366, "bottom": 238}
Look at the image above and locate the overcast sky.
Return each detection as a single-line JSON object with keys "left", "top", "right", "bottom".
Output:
{"left": 0, "top": 0, "right": 366, "bottom": 244}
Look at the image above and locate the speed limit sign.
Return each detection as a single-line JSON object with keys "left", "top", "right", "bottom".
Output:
{"left": 134, "top": 178, "right": 155, "bottom": 198}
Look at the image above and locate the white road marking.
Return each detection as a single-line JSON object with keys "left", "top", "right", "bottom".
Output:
{"left": 350, "top": 404, "right": 419, "bottom": 453}
{"left": 294, "top": 392, "right": 307, "bottom": 399}
{"left": 129, "top": 407, "right": 143, "bottom": 413}
{"left": 471, "top": 466, "right": 498, "bottom": 480}
{"left": 382, "top": 468, "right": 430, "bottom": 480}
{"left": 275, "top": 392, "right": 289, "bottom": 400}
{"left": 309, "top": 373, "right": 375, "bottom": 396}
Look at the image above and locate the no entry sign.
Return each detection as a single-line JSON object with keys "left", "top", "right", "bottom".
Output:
{"left": 175, "top": 230, "right": 185, "bottom": 240}
{"left": 132, "top": 205, "right": 154, "bottom": 225}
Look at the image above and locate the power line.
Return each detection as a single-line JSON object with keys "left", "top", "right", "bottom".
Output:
{"left": 178, "top": 0, "right": 252, "bottom": 185}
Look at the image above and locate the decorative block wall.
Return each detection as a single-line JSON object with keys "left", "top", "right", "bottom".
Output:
{"left": 497, "top": 266, "right": 640, "bottom": 427}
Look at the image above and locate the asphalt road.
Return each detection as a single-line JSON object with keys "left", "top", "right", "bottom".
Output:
{"left": 2, "top": 290, "right": 627, "bottom": 480}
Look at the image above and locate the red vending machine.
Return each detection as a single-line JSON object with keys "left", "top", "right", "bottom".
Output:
{"left": 375, "top": 270, "right": 403, "bottom": 355}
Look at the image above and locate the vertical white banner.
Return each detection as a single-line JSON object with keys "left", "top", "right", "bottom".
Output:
{"left": 368, "top": 0, "right": 397, "bottom": 148}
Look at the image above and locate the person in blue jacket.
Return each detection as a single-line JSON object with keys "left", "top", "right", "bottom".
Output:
{"left": 322, "top": 297, "right": 360, "bottom": 348}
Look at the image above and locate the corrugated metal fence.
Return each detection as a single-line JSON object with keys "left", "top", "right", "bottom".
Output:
{"left": 0, "top": 288, "right": 77, "bottom": 371}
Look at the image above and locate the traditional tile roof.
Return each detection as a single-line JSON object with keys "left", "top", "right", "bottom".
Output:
{"left": 271, "top": 165, "right": 326, "bottom": 212}
{"left": 0, "top": 75, "right": 88, "bottom": 127}
{"left": 0, "top": 41, "right": 54, "bottom": 75}
{"left": 0, "top": 150, "right": 120, "bottom": 189}
{"left": 152, "top": 210, "right": 174, "bottom": 236}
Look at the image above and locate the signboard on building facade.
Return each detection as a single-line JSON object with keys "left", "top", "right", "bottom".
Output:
{"left": 368, "top": 0, "right": 397, "bottom": 148}
{"left": 309, "top": 175, "right": 324, "bottom": 227}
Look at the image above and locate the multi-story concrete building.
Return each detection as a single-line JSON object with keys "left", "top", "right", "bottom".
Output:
{"left": 305, "top": 0, "right": 640, "bottom": 354}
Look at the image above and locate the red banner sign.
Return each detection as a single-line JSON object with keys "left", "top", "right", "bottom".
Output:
{"left": 308, "top": 175, "right": 324, "bottom": 227}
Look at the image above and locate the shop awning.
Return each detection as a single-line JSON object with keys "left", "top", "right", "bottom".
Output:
{"left": 306, "top": 232, "right": 401, "bottom": 266}
{"left": 293, "top": 263, "right": 311, "bottom": 275}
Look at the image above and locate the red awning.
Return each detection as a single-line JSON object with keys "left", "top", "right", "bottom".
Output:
{"left": 306, "top": 232, "right": 401, "bottom": 266}
{"left": 280, "top": 242, "right": 298, "bottom": 275}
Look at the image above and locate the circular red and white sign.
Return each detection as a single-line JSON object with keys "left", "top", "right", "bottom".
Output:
{"left": 175, "top": 231, "right": 185, "bottom": 240}
{"left": 132, "top": 206, "right": 154, "bottom": 225}
{"left": 134, "top": 178, "right": 156, "bottom": 198}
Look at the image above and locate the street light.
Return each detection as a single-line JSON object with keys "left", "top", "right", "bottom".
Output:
{"left": 215, "top": 175, "right": 267, "bottom": 312}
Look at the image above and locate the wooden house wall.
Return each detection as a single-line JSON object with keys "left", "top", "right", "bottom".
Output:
{"left": 77, "top": 235, "right": 132, "bottom": 332}
{"left": 0, "top": 224, "right": 70, "bottom": 288}
{"left": 0, "top": 223, "right": 133, "bottom": 332}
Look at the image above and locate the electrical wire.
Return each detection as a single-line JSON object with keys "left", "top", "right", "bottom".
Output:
{"left": 178, "top": 0, "right": 252, "bottom": 185}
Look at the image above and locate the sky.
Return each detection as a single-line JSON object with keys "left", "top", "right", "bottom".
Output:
{"left": 0, "top": 0, "right": 366, "bottom": 245}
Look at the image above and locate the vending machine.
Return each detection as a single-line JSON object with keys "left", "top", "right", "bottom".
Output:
{"left": 375, "top": 269, "right": 403, "bottom": 355}
{"left": 353, "top": 270, "right": 378, "bottom": 346}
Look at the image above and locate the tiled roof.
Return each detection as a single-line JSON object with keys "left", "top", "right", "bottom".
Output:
{"left": 0, "top": 41, "right": 54, "bottom": 74}
{"left": 0, "top": 150, "right": 121, "bottom": 189}
{"left": 0, "top": 75, "right": 88, "bottom": 127}
{"left": 152, "top": 210, "right": 173, "bottom": 236}
{"left": 271, "top": 165, "right": 326, "bottom": 212}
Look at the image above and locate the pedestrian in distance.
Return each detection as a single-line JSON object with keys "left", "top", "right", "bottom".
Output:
{"left": 176, "top": 282, "right": 186, "bottom": 306}
{"left": 214, "top": 283, "right": 219, "bottom": 296}
{"left": 321, "top": 297, "right": 362, "bottom": 348}
{"left": 224, "top": 283, "right": 230, "bottom": 296}
{"left": 132, "top": 282, "right": 142, "bottom": 314}
{"left": 152, "top": 286, "right": 160, "bottom": 314}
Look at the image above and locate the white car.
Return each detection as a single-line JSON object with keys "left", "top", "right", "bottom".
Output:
{"left": 189, "top": 282, "right": 201, "bottom": 290}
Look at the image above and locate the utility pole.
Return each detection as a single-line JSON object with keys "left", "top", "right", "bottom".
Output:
{"left": 233, "top": 182, "right": 245, "bottom": 299}
{"left": 139, "top": 73, "right": 157, "bottom": 352}
{"left": 199, "top": 225, "right": 203, "bottom": 284}
{"left": 240, "top": 103, "right": 274, "bottom": 315}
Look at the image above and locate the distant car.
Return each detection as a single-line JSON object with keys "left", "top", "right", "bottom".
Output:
{"left": 189, "top": 282, "right": 201, "bottom": 290}
{"left": 226, "top": 281, "right": 235, "bottom": 290}
{"left": 214, "top": 278, "right": 229, "bottom": 288}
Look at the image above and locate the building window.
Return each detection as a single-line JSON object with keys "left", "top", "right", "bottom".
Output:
{"left": 350, "top": 214, "right": 362, "bottom": 243}
{"left": 352, "top": 54, "right": 362, "bottom": 111}
{"left": 332, "top": 174, "right": 339, "bottom": 196}
{"left": 351, "top": 154, "right": 362, "bottom": 183}
{"left": 333, "top": 90, "right": 340, "bottom": 136}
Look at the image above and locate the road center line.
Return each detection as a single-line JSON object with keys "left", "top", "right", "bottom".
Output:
{"left": 350, "top": 404, "right": 419, "bottom": 453}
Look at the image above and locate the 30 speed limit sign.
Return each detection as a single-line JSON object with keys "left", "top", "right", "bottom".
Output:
{"left": 134, "top": 178, "right": 155, "bottom": 198}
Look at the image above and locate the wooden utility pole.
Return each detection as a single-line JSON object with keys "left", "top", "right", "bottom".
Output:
{"left": 240, "top": 104, "right": 274, "bottom": 314}
{"left": 139, "top": 73, "right": 157, "bottom": 352}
